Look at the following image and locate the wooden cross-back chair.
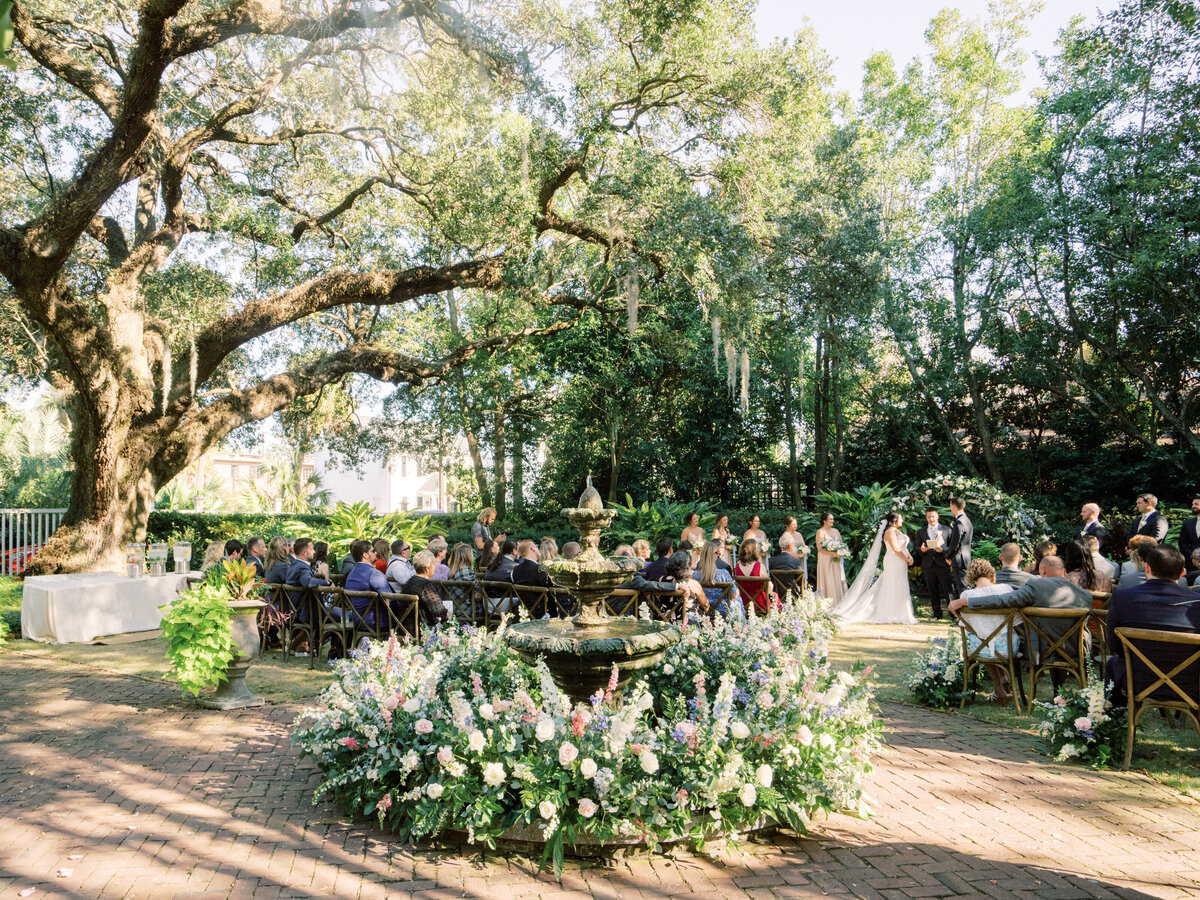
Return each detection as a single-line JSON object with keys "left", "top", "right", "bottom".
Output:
{"left": 603, "top": 589, "right": 639, "bottom": 617}
{"left": 1020, "top": 607, "right": 1093, "bottom": 704}
{"left": 699, "top": 581, "right": 739, "bottom": 617}
{"left": 637, "top": 588, "right": 686, "bottom": 623}
{"left": 769, "top": 569, "right": 806, "bottom": 602}
{"left": 377, "top": 591, "right": 421, "bottom": 642}
{"left": 1115, "top": 627, "right": 1200, "bottom": 770}
{"left": 311, "top": 584, "right": 353, "bottom": 670}
{"left": 953, "top": 607, "right": 1026, "bottom": 711}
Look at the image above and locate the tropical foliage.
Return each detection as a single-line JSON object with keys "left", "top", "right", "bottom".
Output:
{"left": 284, "top": 501, "right": 435, "bottom": 557}
{"left": 606, "top": 496, "right": 720, "bottom": 547}
{"left": 160, "top": 581, "right": 234, "bottom": 698}
{"left": 293, "top": 593, "right": 879, "bottom": 873}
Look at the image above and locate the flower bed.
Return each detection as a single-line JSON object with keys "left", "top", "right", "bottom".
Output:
{"left": 293, "top": 593, "right": 880, "bottom": 871}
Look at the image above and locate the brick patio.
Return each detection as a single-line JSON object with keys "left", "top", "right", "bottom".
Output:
{"left": 1, "top": 650, "right": 1198, "bottom": 899}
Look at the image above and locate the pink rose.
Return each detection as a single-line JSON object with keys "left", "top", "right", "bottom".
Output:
{"left": 1074, "top": 717, "right": 1092, "bottom": 731}
{"left": 414, "top": 718, "right": 434, "bottom": 735}
{"left": 341, "top": 737, "right": 360, "bottom": 750}
{"left": 578, "top": 798, "right": 598, "bottom": 818}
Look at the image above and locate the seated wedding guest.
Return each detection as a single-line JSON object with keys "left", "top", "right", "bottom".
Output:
{"left": 742, "top": 514, "right": 767, "bottom": 544}
{"left": 643, "top": 536, "right": 674, "bottom": 581}
{"left": 245, "top": 536, "right": 266, "bottom": 578}
{"left": 478, "top": 538, "right": 500, "bottom": 571}
{"left": 955, "top": 559, "right": 1019, "bottom": 703}
{"left": 1061, "top": 539, "right": 1111, "bottom": 593}
{"left": 285, "top": 538, "right": 331, "bottom": 654}
{"left": 224, "top": 539, "right": 244, "bottom": 562}
{"left": 1024, "top": 540, "right": 1056, "bottom": 574}
{"left": 428, "top": 537, "right": 449, "bottom": 580}
{"left": 735, "top": 539, "right": 777, "bottom": 615}
{"left": 950, "top": 555, "right": 1091, "bottom": 686}
{"left": 487, "top": 539, "right": 520, "bottom": 582}
{"left": 711, "top": 513, "right": 733, "bottom": 544}
{"left": 1082, "top": 535, "right": 1118, "bottom": 581}
{"left": 769, "top": 533, "right": 806, "bottom": 595}
{"left": 614, "top": 544, "right": 636, "bottom": 558}
{"left": 386, "top": 539, "right": 415, "bottom": 591}
{"left": 541, "top": 537, "right": 560, "bottom": 562}
{"left": 512, "top": 539, "right": 553, "bottom": 588}
{"left": 694, "top": 539, "right": 734, "bottom": 618}
{"left": 343, "top": 539, "right": 390, "bottom": 624}
{"left": 681, "top": 512, "right": 706, "bottom": 546}
{"left": 311, "top": 541, "right": 330, "bottom": 580}
{"left": 662, "top": 550, "right": 708, "bottom": 621}
{"left": 263, "top": 537, "right": 291, "bottom": 584}
{"left": 407, "top": 549, "right": 451, "bottom": 628}
{"left": 1189, "top": 550, "right": 1200, "bottom": 587}
{"left": 1121, "top": 535, "right": 1158, "bottom": 577}
{"left": 679, "top": 539, "right": 699, "bottom": 569}
{"left": 371, "top": 538, "right": 390, "bottom": 573}
{"left": 562, "top": 541, "right": 581, "bottom": 560}
{"left": 995, "top": 543, "right": 1035, "bottom": 588}
{"left": 444, "top": 543, "right": 478, "bottom": 618}
{"left": 1106, "top": 545, "right": 1200, "bottom": 703}
{"left": 201, "top": 541, "right": 225, "bottom": 572}
{"left": 631, "top": 539, "right": 651, "bottom": 563}
{"left": 339, "top": 547, "right": 356, "bottom": 578}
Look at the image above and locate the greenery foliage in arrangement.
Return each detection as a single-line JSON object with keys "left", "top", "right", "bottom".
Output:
{"left": 283, "top": 501, "right": 436, "bottom": 557}
{"left": 894, "top": 476, "right": 1050, "bottom": 557}
{"left": 293, "top": 593, "right": 879, "bottom": 874}
{"left": 160, "top": 581, "right": 235, "bottom": 698}
{"left": 606, "top": 496, "right": 720, "bottom": 546}
{"left": 1033, "top": 670, "right": 1127, "bottom": 767}
{"left": 906, "top": 631, "right": 974, "bottom": 710}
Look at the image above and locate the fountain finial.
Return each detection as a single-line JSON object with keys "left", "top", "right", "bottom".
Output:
{"left": 579, "top": 474, "right": 604, "bottom": 511}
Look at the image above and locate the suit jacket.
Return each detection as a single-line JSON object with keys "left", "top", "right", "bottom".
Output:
{"left": 1080, "top": 521, "right": 1110, "bottom": 557}
{"left": 512, "top": 558, "right": 553, "bottom": 589}
{"left": 1130, "top": 510, "right": 1169, "bottom": 542}
{"left": 643, "top": 556, "right": 671, "bottom": 582}
{"left": 1180, "top": 516, "right": 1200, "bottom": 565}
{"left": 1106, "top": 578, "right": 1200, "bottom": 646}
{"left": 914, "top": 524, "right": 951, "bottom": 570}
{"left": 946, "top": 514, "right": 973, "bottom": 568}
{"left": 995, "top": 566, "right": 1035, "bottom": 588}
{"left": 284, "top": 556, "right": 330, "bottom": 610}
{"left": 1116, "top": 571, "right": 1146, "bottom": 591}
{"left": 768, "top": 552, "right": 803, "bottom": 571}
{"left": 967, "top": 575, "right": 1091, "bottom": 659}
{"left": 486, "top": 555, "right": 518, "bottom": 583}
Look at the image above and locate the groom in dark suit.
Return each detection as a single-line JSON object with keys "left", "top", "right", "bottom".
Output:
{"left": 915, "top": 508, "right": 952, "bottom": 619}
{"left": 945, "top": 497, "right": 973, "bottom": 599}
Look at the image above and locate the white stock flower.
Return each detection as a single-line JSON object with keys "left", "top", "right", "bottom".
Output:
{"left": 538, "top": 799, "right": 556, "bottom": 820}
{"left": 580, "top": 758, "right": 598, "bottom": 778}
{"left": 482, "top": 762, "right": 506, "bottom": 787}
{"left": 426, "top": 783, "right": 444, "bottom": 799}
{"left": 468, "top": 730, "right": 486, "bottom": 753}
{"left": 756, "top": 764, "right": 774, "bottom": 788}
{"left": 535, "top": 716, "right": 555, "bottom": 742}
{"left": 640, "top": 751, "right": 660, "bottom": 775}
{"left": 758, "top": 692, "right": 775, "bottom": 709}
{"left": 819, "top": 733, "right": 835, "bottom": 749}
{"left": 559, "top": 742, "right": 579, "bottom": 766}
{"left": 730, "top": 721, "right": 751, "bottom": 740}
{"left": 739, "top": 783, "right": 757, "bottom": 807}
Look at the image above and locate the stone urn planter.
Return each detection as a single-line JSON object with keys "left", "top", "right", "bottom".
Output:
{"left": 199, "top": 599, "right": 267, "bottom": 710}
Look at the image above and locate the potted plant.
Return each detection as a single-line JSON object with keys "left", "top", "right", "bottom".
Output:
{"left": 161, "top": 559, "right": 267, "bottom": 709}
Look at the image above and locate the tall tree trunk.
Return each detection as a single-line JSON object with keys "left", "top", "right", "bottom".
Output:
{"left": 830, "top": 351, "right": 846, "bottom": 490}
{"left": 952, "top": 245, "right": 1003, "bottom": 484}
{"left": 813, "top": 333, "right": 829, "bottom": 493}
{"left": 607, "top": 416, "right": 625, "bottom": 503}
{"left": 782, "top": 358, "right": 802, "bottom": 508}
{"left": 446, "top": 289, "right": 492, "bottom": 509}
{"left": 511, "top": 422, "right": 525, "bottom": 515}
{"left": 492, "top": 406, "right": 507, "bottom": 520}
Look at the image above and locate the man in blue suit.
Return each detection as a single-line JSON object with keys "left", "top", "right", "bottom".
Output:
{"left": 1106, "top": 546, "right": 1200, "bottom": 702}
{"left": 344, "top": 539, "right": 392, "bottom": 626}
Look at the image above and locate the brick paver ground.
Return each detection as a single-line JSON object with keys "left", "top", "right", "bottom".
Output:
{"left": 2, "top": 650, "right": 1199, "bottom": 900}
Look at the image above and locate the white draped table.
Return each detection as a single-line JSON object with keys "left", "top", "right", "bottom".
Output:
{"left": 21, "top": 572, "right": 190, "bottom": 643}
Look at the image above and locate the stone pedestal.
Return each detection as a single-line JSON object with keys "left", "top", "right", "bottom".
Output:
{"left": 199, "top": 599, "right": 266, "bottom": 710}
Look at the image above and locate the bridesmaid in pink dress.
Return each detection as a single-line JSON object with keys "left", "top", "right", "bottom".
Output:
{"left": 815, "top": 513, "right": 847, "bottom": 603}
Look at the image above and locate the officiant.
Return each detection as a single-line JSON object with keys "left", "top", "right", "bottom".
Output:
{"left": 916, "top": 508, "right": 953, "bottom": 619}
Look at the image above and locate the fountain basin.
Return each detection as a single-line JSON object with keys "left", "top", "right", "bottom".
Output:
{"left": 504, "top": 617, "right": 681, "bottom": 705}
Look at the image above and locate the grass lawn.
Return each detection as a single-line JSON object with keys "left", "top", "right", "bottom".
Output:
{"left": 0, "top": 576, "right": 21, "bottom": 636}
{"left": 829, "top": 615, "right": 1200, "bottom": 799}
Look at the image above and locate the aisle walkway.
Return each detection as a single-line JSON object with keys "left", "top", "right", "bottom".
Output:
{"left": 1, "top": 651, "right": 1198, "bottom": 899}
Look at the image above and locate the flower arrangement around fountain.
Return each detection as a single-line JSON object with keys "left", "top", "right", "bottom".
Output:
{"left": 293, "top": 592, "right": 880, "bottom": 871}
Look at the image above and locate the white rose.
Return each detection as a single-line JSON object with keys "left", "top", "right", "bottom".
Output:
{"left": 730, "top": 721, "right": 750, "bottom": 740}
{"left": 482, "top": 762, "right": 506, "bottom": 787}
{"left": 578, "top": 798, "right": 598, "bottom": 818}
{"left": 739, "top": 783, "right": 757, "bottom": 807}
{"left": 538, "top": 799, "right": 556, "bottom": 820}
{"left": 580, "top": 758, "right": 598, "bottom": 778}
{"left": 819, "top": 733, "right": 835, "bottom": 749}
{"left": 535, "top": 717, "right": 555, "bottom": 742}
{"left": 558, "top": 742, "right": 579, "bottom": 766}
{"left": 662, "top": 664, "right": 675, "bottom": 675}
{"left": 479, "top": 702, "right": 496, "bottom": 721}
{"left": 756, "top": 764, "right": 774, "bottom": 788}
{"left": 437, "top": 745, "right": 453, "bottom": 764}
{"left": 640, "top": 751, "right": 659, "bottom": 775}
{"left": 403, "top": 698, "right": 420, "bottom": 714}
{"left": 426, "top": 782, "right": 444, "bottom": 799}
{"left": 468, "top": 730, "right": 486, "bottom": 753}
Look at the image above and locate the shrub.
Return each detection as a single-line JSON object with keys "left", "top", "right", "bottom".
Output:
{"left": 606, "top": 495, "right": 719, "bottom": 546}
{"left": 147, "top": 510, "right": 331, "bottom": 569}
{"left": 972, "top": 539, "right": 1001, "bottom": 568}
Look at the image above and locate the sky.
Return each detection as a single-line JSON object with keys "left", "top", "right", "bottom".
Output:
{"left": 753, "top": 0, "right": 1115, "bottom": 100}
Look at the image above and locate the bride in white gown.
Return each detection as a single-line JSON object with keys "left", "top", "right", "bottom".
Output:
{"left": 832, "top": 512, "right": 917, "bottom": 625}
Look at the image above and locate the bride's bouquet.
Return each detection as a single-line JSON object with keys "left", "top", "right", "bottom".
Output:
{"left": 820, "top": 537, "right": 850, "bottom": 557}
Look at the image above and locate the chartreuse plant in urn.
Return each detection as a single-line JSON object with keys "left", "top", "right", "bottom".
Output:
{"left": 293, "top": 592, "right": 880, "bottom": 874}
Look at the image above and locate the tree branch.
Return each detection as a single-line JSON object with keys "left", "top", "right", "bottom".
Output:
{"left": 10, "top": 4, "right": 122, "bottom": 118}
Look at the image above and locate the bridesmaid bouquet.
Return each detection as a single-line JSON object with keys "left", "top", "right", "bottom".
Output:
{"left": 820, "top": 538, "right": 850, "bottom": 557}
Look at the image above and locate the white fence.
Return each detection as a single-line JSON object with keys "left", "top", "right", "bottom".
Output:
{"left": 1, "top": 508, "right": 67, "bottom": 575}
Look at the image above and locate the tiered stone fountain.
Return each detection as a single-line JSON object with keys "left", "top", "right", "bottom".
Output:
{"left": 503, "top": 478, "right": 681, "bottom": 704}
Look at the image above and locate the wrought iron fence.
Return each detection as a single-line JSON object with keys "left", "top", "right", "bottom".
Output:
{"left": 0, "top": 508, "right": 67, "bottom": 575}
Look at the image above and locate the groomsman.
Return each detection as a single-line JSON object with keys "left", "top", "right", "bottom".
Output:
{"left": 945, "top": 497, "right": 973, "bottom": 599}
{"left": 1079, "top": 503, "right": 1109, "bottom": 557}
{"left": 1180, "top": 497, "right": 1200, "bottom": 574}
{"left": 915, "top": 508, "right": 953, "bottom": 619}
{"left": 1129, "top": 493, "right": 1169, "bottom": 542}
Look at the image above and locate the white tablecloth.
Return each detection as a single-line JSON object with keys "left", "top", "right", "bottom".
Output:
{"left": 21, "top": 572, "right": 190, "bottom": 643}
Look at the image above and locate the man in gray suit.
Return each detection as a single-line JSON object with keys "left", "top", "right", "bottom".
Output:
{"left": 995, "top": 543, "right": 1035, "bottom": 588}
{"left": 950, "top": 555, "right": 1091, "bottom": 680}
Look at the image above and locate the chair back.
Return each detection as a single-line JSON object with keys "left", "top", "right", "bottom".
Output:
{"left": 379, "top": 592, "right": 421, "bottom": 641}
{"left": 603, "top": 589, "right": 639, "bottom": 617}
{"left": 953, "top": 607, "right": 1025, "bottom": 710}
{"left": 1020, "top": 607, "right": 1092, "bottom": 702}
{"left": 1115, "top": 627, "right": 1200, "bottom": 708}
{"left": 637, "top": 588, "right": 686, "bottom": 622}
{"left": 699, "top": 580, "right": 739, "bottom": 615}
{"left": 769, "top": 569, "right": 805, "bottom": 601}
